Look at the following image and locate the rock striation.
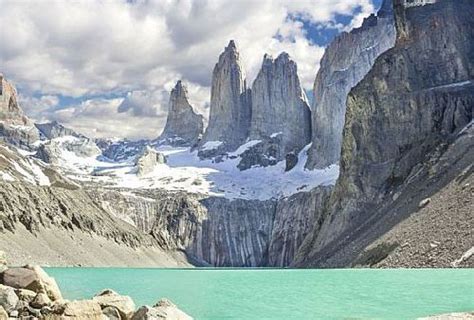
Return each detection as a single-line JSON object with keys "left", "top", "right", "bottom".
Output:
{"left": 0, "top": 74, "right": 39, "bottom": 149}
{"left": 199, "top": 40, "right": 251, "bottom": 155}
{"left": 294, "top": 0, "right": 474, "bottom": 267}
{"left": 305, "top": 0, "right": 396, "bottom": 169}
{"left": 249, "top": 53, "right": 311, "bottom": 156}
{"left": 158, "top": 81, "right": 204, "bottom": 147}
{"left": 237, "top": 53, "right": 311, "bottom": 169}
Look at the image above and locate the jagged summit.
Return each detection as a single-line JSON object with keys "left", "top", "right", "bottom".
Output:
{"left": 158, "top": 80, "right": 203, "bottom": 146}
{"left": 199, "top": 40, "right": 251, "bottom": 155}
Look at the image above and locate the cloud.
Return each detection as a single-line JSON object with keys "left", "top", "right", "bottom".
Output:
{"left": 0, "top": 0, "right": 379, "bottom": 139}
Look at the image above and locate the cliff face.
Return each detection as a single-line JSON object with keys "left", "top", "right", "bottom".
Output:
{"left": 305, "top": 0, "right": 396, "bottom": 169}
{"left": 249, "top": 53, "right": 311, "bottom": 157}
{"left": 199, "top": 41, "right": 251, "bottom": 154}
{"left": 0, "top": 75, "right": 39, "bottom": 149}
{"left": 158, "top": 81, "right": 204, "bottom": 147}
{"left": 295, "top": 0, "right": 473, "bottom": 267}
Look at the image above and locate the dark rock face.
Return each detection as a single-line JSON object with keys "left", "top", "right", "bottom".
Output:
{"left": 158, "top": 81, "right": 203, "bottom": 147}
{"left": 95, "top": 139, "right": 149, "bottom": 162}
{"left": 249, "top": 53, "right": 311, "bottom": 157}
{"left": 0, "top": 75, "right": 39, "bottom": 149}
{"left": 199, "top": 40, "right": 251, "bottom": 154}
{"left": 305, "top": 0, "right": 396, "bottom": 169}
{"left": 294, "top": 0, "right": 474, "bottom": 267}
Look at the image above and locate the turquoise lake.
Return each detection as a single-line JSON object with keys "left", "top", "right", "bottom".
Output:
{"left": 46, "top": 268, "right": 474, "bottom": 320}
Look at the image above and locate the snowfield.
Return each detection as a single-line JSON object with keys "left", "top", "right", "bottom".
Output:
{"left": 6, "top": 137, "right": 339, "bottom": 200}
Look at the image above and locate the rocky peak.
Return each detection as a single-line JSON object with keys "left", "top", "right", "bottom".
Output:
{"left": 248, "top": 52, "right": 311, "bottom": 158}
{"left": 35, "top": 121, "right": 83, "bottom": 140}
{"left": 199, "top": 40, "right": 251, "bottom": 155}
{"left": 158, "top": 80, "right": 203, "bottom": 146}
{"left": 305, "top": 0, "right": 396, "bottom": 169}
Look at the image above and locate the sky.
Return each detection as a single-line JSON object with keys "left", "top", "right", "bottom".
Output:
{"left": 0, "top": 0, "right": 383, "bottom": 140}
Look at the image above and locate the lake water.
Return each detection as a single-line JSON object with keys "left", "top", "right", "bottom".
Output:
{"left": 46, "top": 268, "right": 474, "bottom": 320}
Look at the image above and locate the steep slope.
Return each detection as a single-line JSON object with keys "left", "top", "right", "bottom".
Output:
{"left": 158, "top": 81, "right": 204, "bottom": 147}
{"left": 0, "top": 74, "right": 39, "bottom": 149}
{"left": 305, "top": 0, "right": 396, "bottom": 169}
{"left": 199, "top": 40, "right": 251, "bottom": 155}
{"left": 294, "top": 0, "right": 473, "bottom": 267}
{"left": 248, "top": 53, "right": 311, "bottom": 157}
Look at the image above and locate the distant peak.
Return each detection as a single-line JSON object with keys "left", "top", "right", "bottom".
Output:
{"left": 227, "top": 40, "right": 236, "bottom": 49}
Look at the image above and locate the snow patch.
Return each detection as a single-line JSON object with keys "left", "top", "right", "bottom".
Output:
{"left": 201, "top": 140, "right": 223, "bottom": 151}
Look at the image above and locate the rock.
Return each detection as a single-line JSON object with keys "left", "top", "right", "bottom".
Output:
{"left": 0, "top": 284, "right": 19, "bottom": 313}
{"left": 35, "top": 121, "right": 84, "bottom": 140}
{"left": 46, "top": 300, "right": 104, "bottom": 320}
{"left": 295, "top": 0, "right": 474, "bottom": 267}
{"left": 15, "top": 288, "right": 37, "bottom": 303}
{"left": 93, "top": 289, "right": 135, "bottom": 319}
{"left": 35, "top": 135, "right": 101, "bottom": 165}
{"left": 136, "top": 147, "right": 167, "bottom": 177}
{"left": 249, "top": 53, "right": 311, "bottom": 160}
{"left": 30, "top": 292, "right": 52, "bottom": 309}
{"left": 0, "top": 266, "right": 62, "bottom": 301}
{"left": 132, "top": 298, "right": 192, "bottom": 320}
{"left": 0, "top": 252, "right": 6, "bottom": 273}
{"left": 9, "top": 309, "right": 18, "bottom": 317}
{"left": 199, "top": 40, "right": 251, "bottom": 154}
{"left": 305, "top": 0, "right": 396, "bottom": 169}
{"left": 158, "top": 81, "right": 204, "bottom": 147}
{"left": 0, "top": 306, "right": 7, "bottom": 319}
{"left": 285, "top": 152, "right": 298, "bottom": 172}
{"left": 102, "top": 306, "right": 121, "bottom": 320}
{"left": 419, "top": 198, "right": 431, "bottom": 208}
{"left": 0, "top": 74, "right": 40, "bottom": 149}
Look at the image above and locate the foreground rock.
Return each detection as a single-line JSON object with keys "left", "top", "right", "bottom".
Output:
{"left": 158, "top": 81, "right": 204, "bottom": 147}
{"left": 0, "top": 261, "right": 193, "bottom": 319}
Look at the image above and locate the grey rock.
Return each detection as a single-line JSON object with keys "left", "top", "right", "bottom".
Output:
{"left": 199, "top": 40, "right": 251, "bottom": 154}
{"left": 285, "top": 152, "right": 298, "bottom": 172}
{"left": 0, "top": 284, "right": 19, "bottom": 313}
{"left": 306, "top": 0, "right": 396, "bottom": 169}
{"left": 102, "top": 306, "right": 121, "bottom": 320}
{"left": 136, "top": 147, "right": 167, "bottom": 177}
{"left": 158, "top": 81, "right": 204, "bottom": 147}
{"left": 35, "top": 121, "right": 83, "bottom": 140}
{"left": 96, "top": 138, "right": 149, "bottom": 162}
{"left": 295, "top": 0, "right": 474, "bottom": 267}
{"left": 250, "top": 53, "right": 311, "bottom": 159}
{"left": 93, "top": 289, "right": 135, "bottom": 319}
{"left": 0, "top": 74, "right": 40, "bottom": 149}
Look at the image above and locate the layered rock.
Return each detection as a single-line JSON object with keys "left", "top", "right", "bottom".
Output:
{"left": 0, "top": 74, "right": 39, "bottom": 149}
{"left": 305, "top": 0, "right": 396, "bottom": 169}
{"left": 199, "top": 40, "right": 251, "bottom": 155}
{"left": 158, "top": 81, "right": 204, "bottom": 147}
{"left": 294, "top": 0, "right": 474, "bottom": 267}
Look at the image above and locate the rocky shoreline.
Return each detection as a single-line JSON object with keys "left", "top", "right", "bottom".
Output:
{"left": 0, "top": 252, "right": 192, "bottom": 320}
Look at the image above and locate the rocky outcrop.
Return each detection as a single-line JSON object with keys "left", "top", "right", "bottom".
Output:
{"left": 247, "top": 53, "right": 311, "bottom": 164}
{"left": 132, "top": 299, "right": 192, "bottom": 320}
{"left": 199, "top": 40, "right": 251, "bottom": 154}
{"left": 158, "top": 81, "right": 204, "bottom": 147}
{"left": 35, "top": 136, "right": 101, "bottom": 165}
{"left": 305, "top": 0, "right": 396, "bottom": 169}
{"left": 35, "top": 121, "right": 83, "bottom": 140}
{"left": 0, "top": 74, "right": 39, "bottom": 149}
{"left": 136, "top": 147, "right": 167, "bottom": 177}
{"left": 294, "top": 0, "right": 473, "bottom": 267}
{"left": 96, "top": 138, "right": 149, "bottom": 162}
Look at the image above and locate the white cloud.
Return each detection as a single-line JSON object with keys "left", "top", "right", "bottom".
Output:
{"left": 0, "top": 0, "right": 379, "bottom": 139}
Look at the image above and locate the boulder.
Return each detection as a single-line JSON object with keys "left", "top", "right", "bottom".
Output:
{"left": 0, "top": 306, "right": 7, "bottom": 318}
{"left": 30, "top": 291, "right": 52, "bottom": 309}
{"left": 45, "top": 300, "right": 104, "bottom": 320}
{"left": 0, "top": 265, "right": 62, "bottom": 301}
{"left": 0, "top": 284, "right": 19, "bottom": 313}
{"left": 102, "top": 305, "right": 121, "bottom": 320}
{"left": 132, "top": 298, "right": 192, "bottom": 320}
{"left": 15, "top": 288, "right": 37, "bottom": 303}
{"left": 93, "top": 289, "right": 135, "bottom": 319}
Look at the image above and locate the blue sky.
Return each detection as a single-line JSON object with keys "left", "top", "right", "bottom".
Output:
{"left": 0, "top": 0, "right": 385, "bottom": 139}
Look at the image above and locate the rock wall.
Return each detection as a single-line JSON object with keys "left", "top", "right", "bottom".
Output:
{"left": 305, "top": 0, "right": 396, "bottom": 169}
{"left": 294, "top": 0, "right": 474, "bottom": 267}
{"left": 199, "top": 40, "right": 251, "bottom": 153}
{"left": 158, "top": 81, "right": 204, "bottom": 147}
{"left": 249, "top": 53, "right": 311, "bottom": 157}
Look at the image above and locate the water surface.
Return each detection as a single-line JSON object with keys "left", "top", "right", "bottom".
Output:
{"left": 46, "top": 268, "right": 474, "bottom": 320}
